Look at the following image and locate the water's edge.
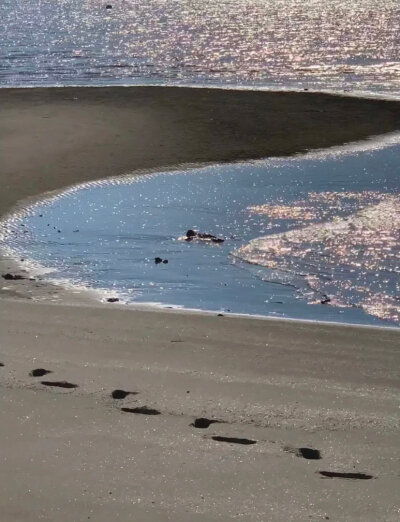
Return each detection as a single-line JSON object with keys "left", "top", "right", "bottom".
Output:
{"left": 1, "top": 108, "right": 400, "bottom": 328}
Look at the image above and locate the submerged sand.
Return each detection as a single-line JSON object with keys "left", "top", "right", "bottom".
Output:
{"left": 0, "top": 87, "right": 400, "bottom": 521}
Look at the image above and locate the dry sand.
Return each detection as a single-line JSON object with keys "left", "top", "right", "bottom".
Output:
{"left": 0, "top": 87, "right": 400, "bottom": 521}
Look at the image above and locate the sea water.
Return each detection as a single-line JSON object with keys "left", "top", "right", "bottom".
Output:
{"left": 1, "top": 0, "right": 400, "bottom": 326}
{"left": 2, "top": 142, "right": 399, "bottom": 326}
{"left": 1, "top": 0, "right": 400, "bottom": 97}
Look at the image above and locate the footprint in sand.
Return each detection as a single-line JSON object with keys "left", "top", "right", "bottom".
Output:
{"left": 41, "top": 381, "right": 78, "bottom": 389}
{"left": 211, "top": 436, "right": 256, "bottom": 445}
{"left": 318, "top": 471, "right": 373, "bottom": 480}
{"left": 284, "top": 446, "right": 322, "bottom": 460}
{"left": 121, "top": 406, "right": 161, "bottom": 415}
{"left": 191, "top": 418, "right": 221, "bottom": 429}
{"left": 111, "top": 389, "right": 138, "bottom": 399}
{"left": 30, "top": 368, "right": 52, "bottom": 377}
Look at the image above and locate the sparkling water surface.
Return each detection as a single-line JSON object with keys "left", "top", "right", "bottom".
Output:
{"left": 1, "top": 0, "right": 400, "bottom": 325}
{"left": 1, "top": 0, "right": 400, "bottom": 95}
{"left": 3, "top": 143, "right": 400, "bottom": 326}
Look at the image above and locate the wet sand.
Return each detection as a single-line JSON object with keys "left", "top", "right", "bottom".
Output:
{"left": 0, "top": 87, "right": 400, "bottom": 521}
{"left": 2, "top": 86, "right": 400, "bottom": 216}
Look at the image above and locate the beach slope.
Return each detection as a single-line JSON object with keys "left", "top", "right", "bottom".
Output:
{"left": 0, "top": 301, "right": 399, "bottom": 521}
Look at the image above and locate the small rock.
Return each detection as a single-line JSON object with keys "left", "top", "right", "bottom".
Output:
{"left": 321, "top": 295, "right": 331, "bottom": 305}
{"left": 107, "top": 297, "right": 119, "bottom": 303}
{"left": 162, "top": 259, "right": 168, "bottom": 264}
{"left": 154, "top": 257, "right": 163, "bottom": 264}
{"left": 185, "top": 229, "right": 224, "bottom": 243}
{"left": 106, "top": 4, "right": 112, "bottom": 8}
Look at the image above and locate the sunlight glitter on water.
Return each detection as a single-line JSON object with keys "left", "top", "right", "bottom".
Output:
{"left": 1, "top": 0, "right": 400, "bottom": 95}
{"left": 236, "top": 196, "right": 400, "bottom": 323}
{"left": 1, "top": 142, "right": 400, "bottom": 326}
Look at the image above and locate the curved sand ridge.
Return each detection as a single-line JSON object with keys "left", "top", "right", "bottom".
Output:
{"left": 2, "top": 86, "right": 400, "bottom": 218}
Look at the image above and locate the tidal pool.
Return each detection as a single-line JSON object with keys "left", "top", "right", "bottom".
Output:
{"left": 2, "top": 140, "right": 400, "bottom": 326}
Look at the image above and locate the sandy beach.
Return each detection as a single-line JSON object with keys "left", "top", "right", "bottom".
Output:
{"left": 1, "top": 87, "right": 400, "bottom": 521}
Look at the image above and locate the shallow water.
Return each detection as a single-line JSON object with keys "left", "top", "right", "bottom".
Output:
{"left": 2, "top": 142, "right": 400, "bottom": 326}
{"left": 1, "top": 0, "right": 400, "bottom": 325}
{"left": 1, "top": 0, "right": 400, "bottom": 96}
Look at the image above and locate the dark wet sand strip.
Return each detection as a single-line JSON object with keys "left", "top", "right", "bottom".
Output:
{"left": 2, "top": 86, "right": 400, "bottom": 217}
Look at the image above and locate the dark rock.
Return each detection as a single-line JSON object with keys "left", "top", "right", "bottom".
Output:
{"left": 121, "top": 406, "right": 161, "bottom": 415}
{"left": 217, "top": 313, "right": 224, "bottom": 317}
{"left": 30, "top": 368, "right": 52, "bottom": 377}
{"left": 107, "top": 297, "right": 119, "bottom": 303}
{"left": 186, "top": 229, "right": 197, "bottom": 239}
{"left": 2, "top": 273, "right": 26, "bottom": 280}
{"left": 0, "top": 362, "right": 4, "bottom": 367}
{"left": 106, "top": 4, "right": 112, "bottom": 8}
{"left": 320, "top": 295, "right": 331, "bottom": 305}
{"left": 212, "top": 436, "right": 256, "bottom": 445}
{"left": 154, "top": 257, "right": 163, "bottom": 264}
{"left": 185, "top": 229, "right": 224, "bottom": 243}
{"left": 162, "top": 259, "right": 168, "bottom": 264}
{"left": 319, "top": 471, "right": 373, "bottom": 480}
{"left": 192, "top": 418, "right": 220, "bottom": 429}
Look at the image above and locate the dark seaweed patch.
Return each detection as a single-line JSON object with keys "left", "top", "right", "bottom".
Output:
{"left": 121, "top": 406, "right": 160, "bottom": 415}
{"left": 319, "top": 471, "right": 373, "bottom": 480}
{"left": 212, "top": 436, "right": 256, "bottom": 445}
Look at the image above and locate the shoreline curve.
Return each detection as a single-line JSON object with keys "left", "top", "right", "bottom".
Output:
{"left": 1, "top": 86, "right": 400, "bottom": 521}
{"left": 2, "top": 86, "right": 400, "bottom": 218}
{"left": 2, "top": 86, "right": 400, "bottom": 317}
